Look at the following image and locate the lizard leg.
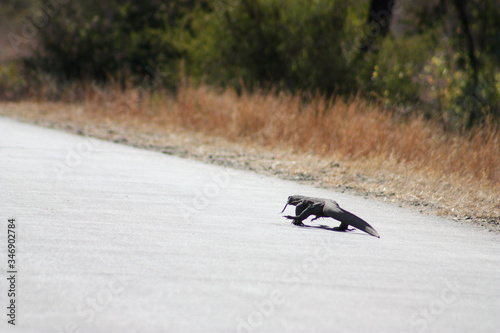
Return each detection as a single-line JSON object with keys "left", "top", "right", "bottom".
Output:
{"left": 284, "top": 215, "right": 305, "bottom": 226}
{"left": 284, "top": 203, "right": 323, "bottom": 226}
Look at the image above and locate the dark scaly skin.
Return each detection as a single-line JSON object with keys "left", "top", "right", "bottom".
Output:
{"left": 281, "top": 195, "right": 380, "bottom": 238}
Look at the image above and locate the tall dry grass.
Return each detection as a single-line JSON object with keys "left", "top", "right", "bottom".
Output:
{"left": 80, "top": 83, "right": 498, "bottom": 186}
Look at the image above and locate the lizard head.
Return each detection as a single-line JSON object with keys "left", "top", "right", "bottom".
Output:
{"left": 280, "top": 195, "right": 307, "bottom": 213}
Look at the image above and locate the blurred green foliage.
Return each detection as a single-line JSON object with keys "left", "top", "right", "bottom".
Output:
{"left": 23, "top": 0, "right": 210, "bottom": 88}
{"left": 0, "top": 62, "right": 28, "bottom": 99}
{"left": 2, "top": 0, "right": 499, "bottom": 129}
{"left": 188, "top": 0, "right": 356, "bottom": 94}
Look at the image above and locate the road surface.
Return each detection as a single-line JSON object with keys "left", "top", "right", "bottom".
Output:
{"left": 0, "top": 117, "right": 499, "bottom": 332}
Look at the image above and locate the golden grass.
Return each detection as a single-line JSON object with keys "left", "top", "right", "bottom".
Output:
{"left": 2, "top": 82, "right": 499, "bottom": 225}
{"left": 163, "top": 84, "right": 498, "bottom": 185}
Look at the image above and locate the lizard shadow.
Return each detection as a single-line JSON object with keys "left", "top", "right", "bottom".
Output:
{"left": 302, "top": 224, "right": 371, "bottom": 237}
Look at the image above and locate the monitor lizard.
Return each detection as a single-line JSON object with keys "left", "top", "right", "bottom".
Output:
{"left": 281, "top": 195, "right": 380, "bottom": 238}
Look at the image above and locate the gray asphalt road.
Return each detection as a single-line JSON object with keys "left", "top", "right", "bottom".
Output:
{"left": 0, "top": 117, "right": 499, "bottom": 333}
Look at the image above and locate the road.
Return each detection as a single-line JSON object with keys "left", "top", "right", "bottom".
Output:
{"left": 0, "top": 117, "right": 499, "bottom": 333}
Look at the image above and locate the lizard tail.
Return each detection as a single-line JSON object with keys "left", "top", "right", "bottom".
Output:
{"left": 335, "top": 208, "right": 380, "bottom": 238}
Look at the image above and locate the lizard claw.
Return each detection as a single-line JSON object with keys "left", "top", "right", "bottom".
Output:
{"left": 284, "top": 216, "right": 305, "bottom": 226}
{"left": 284, "top": 215, "right": 304, "bottom": 226}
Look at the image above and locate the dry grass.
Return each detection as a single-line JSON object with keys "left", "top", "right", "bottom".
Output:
{"left": 176, "top": 85, "right": 498, "bottom": 182}
{"left": 2, "top": 82, "right": 499, "bottom": 227}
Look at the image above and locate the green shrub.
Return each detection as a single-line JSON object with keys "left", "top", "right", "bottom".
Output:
{"left": 0, "top": 61, "right": 28, "bottom": 100}
{"left": 25, "top": 0, "right": 210, "bottom": 88}
{"left": 188, "top": 0, "right": 357, "bottom": 95}
{"left": 358, "top": 33, "right": 433, "bottom": 109}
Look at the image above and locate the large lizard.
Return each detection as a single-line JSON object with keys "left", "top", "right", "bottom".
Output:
{"left": 281, "top": 195, "right": 380, "bottom": 238}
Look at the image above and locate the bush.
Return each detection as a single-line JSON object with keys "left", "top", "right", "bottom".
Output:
{"left": 356, "top": 33, "right": 433, "bottom": 109}
{"left": 0, "top": 61, "right": 28, "bottom": 100}
{"left": 25, "top": 0, "right": 210, "bottom": 88}
{"left": 188, "top": 0, "right": 357, "bottom": 95}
